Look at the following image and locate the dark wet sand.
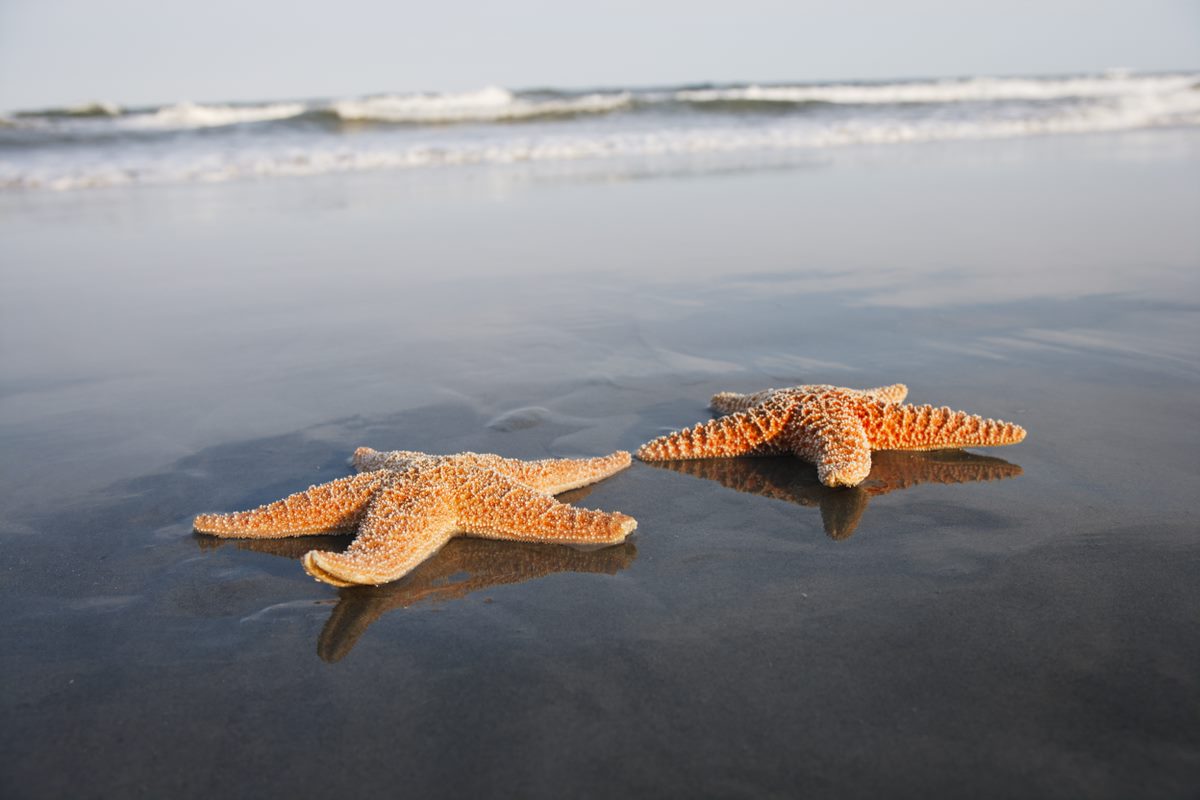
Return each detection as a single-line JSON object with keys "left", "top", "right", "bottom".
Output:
{"left": 1, "top": 131, "right": 1198, "bottom": 798}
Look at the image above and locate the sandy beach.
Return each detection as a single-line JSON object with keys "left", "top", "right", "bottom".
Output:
{"left": 1, "top": 126, "right": 1198, "bottom": 797}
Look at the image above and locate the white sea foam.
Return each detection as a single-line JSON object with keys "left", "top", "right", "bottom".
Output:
{"left": 675, "top": 73, "right": 1200, "bottom": 105}
{"left": 331, "top": 87, "right": 631, "bottom": 123}
{"left": 3, "top": 74, "right": 1199, "bottom": 191}
{"left": 115, "top": 101, "right": 308, "bottom": 130}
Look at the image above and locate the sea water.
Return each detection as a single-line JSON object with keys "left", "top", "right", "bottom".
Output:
{"left": 2, "top": 71, "right": 1198, "bottom": 190}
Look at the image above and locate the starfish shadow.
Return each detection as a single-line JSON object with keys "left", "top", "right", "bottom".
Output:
{"left": 644, "top": 450, "right": 1023, "bottom": 540}
{"left": 195, "top": 487, "right": 637, "bottom": 662}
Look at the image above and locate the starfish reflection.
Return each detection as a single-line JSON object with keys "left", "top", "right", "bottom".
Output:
{"left": 646, "top": 449, "right": 1022, "bottom": 540}
{"left": 196, "top": 491, "right": 636, "bottom": 662}
{"left": 317, "top": 538, "right": 636, "bottom": 662}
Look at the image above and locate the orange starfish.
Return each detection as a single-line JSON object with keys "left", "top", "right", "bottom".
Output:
{"left": 636, "top": 383, "right": 1026, "bottom": 488}
{"left": 194, "top": 448, "right": 636, "bottom": 587}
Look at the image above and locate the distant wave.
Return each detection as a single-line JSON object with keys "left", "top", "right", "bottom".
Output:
{"left": 3, "top": 72, "right": 1199, "bottom": 190}
{"left": 674, "top": 73, "right": 1200, "bottom": 105}
{"left": 5, "top": 89, "right": 633, "bottom": 133}
{"left": 115, "top": 101, "right": 308, "bottom": 129}
{"left": 8, "top": 73, "right": 1195, "bottom": 135}
{"left": 4, "top": 100, "right": 309, "bottom": 134}
{"left": 329, "top": 87, "right": 632, "bottom": 123}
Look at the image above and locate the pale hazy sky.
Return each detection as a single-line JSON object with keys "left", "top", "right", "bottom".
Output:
{"left": 1, "top": 0, "right": 1198, "bottom": 111}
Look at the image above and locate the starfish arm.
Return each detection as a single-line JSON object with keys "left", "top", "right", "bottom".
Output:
{"left": 861, "top": 383, "right": 908, "bottom": 404}
{"left": 791, "top": 397, "right": 874, "bottom": 487}
{"left": 637, "top": 400, "right": 795, "bottom": 461}
{"left": 302, "top": 487, "right": 457, "bottom": 586}
{"left": 484, "top": 451, "right": 632, "bottom": 494}
{"left": 710, "top": 385, "right": 843, "bottom": 414}
{"left": 710, "top": 388, "right": 780, "bottom": 414}
{"left": 862, "top": 402, "right": 1027, "bottom": 452}
{"left": 193, "top": 471, "right": 388, "bottom": 538}
{"left": 353, "top": 448, "right": 630, "bottom": 495}
{"left": 352, "top": 447, "right": 426, "bottom": 472}
{"left": 455, "top": 469, "right": 637, "bottom": 545}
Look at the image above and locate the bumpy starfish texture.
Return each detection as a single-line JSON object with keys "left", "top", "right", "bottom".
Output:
{"left": 194, "top": 448, "right": 636, "bottom": 587}
{"left": 637, "top": 383, "right": 1026, "bottom": 488}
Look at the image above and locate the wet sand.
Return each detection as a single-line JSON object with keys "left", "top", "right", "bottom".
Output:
{"left": 1, "top": 130, "right": 1198, "bottom": 798}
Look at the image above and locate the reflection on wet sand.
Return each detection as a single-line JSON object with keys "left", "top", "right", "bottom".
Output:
{"left": 194, "top": 533, "right": 348, "bottom": 560}
{"left": 317, "top": 538, "right": 637, "bottom": 662}
{"left": 196, "top": 506, "right": 637, "bottom": 662}
{"left": 647, "top": 450, "right": 1022, "bottom": 540}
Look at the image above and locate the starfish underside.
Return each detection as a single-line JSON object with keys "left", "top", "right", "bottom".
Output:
{"left": 193, "top": 448, "right": 636, "bottom": 587}
{"left": 636, "top": 383, "right": 1026, "bottom": 488}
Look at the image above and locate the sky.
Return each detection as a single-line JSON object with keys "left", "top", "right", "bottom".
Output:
{"left": 1, "top": 0, "right": 1198, "bottom": 111}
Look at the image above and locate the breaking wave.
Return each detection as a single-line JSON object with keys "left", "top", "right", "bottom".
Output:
{"left": 3, "top": 71, "right": 1198, "bottom": 190}
{"left": 115, "top": 101, "right": 308, "bottom": 130}
{"left": 329, "top": 87, "right": 632, "bottom": 123}
{"left": 5, "top": 89, "right": 632, "bottom": 133}
{"left": 674, "top": 72, "right": 1200, "bottom": 105}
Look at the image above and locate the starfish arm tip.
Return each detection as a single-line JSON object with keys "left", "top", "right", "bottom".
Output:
{"left": 614, "top": 513, "right": 638, "bottom": 539}
{"left": 817, "top": 467, "right": 872, "bottom": 488}
{"left": 568, "top": 510, "right": 636, "bottom": 544}
{"left": 192, "top": 513, "right": 226, "bottom": 534}
{"left": 978, "top": 419, "right": 1027, "bottom": 447}
{"left": 304, "top": 549, "right": 407, "bottom": 587}
{"left": 602, "top": 450, "right": 634, "bottom": 472}
{"left": 352, "top": 446, "right": 394, "bottom": 471}
{"left": 709, "top": 390, "right": 740, "bottom": 406}
{"left": 302, "top": 551, "right": 360, "bottom": 587}
{"left": 193, "top": 512, "right": 265, "bottom": 537}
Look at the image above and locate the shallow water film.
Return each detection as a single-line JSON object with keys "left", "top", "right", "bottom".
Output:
{"left": 2, "top": 130, "right": 1198, "bottom": 798}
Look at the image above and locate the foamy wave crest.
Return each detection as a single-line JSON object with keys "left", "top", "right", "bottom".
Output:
{"left": 331, "top": 87, "right": 631, "bottom": 123}
{"left": 676, "top": 73, "right": 1200, "bottom": 105}
{"left": 116, "top": 101, "right": 307, "bottom": 130}
{"left": 4, "top": 73, "right": 1199, "bottom": 191}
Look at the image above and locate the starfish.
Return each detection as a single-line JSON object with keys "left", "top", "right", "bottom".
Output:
{"left": 193, "top": 448, "right": 637, "bottom": 587}
{"left": 636, "top": 383, "right": 1026, "bottom": 488}
{"left": 645, "top": 449, "right": 1023, "bottom": 539}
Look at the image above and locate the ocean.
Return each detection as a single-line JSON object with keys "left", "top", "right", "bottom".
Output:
{"left": 2, "top": 70, "right": 1198, "bottom": 190}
